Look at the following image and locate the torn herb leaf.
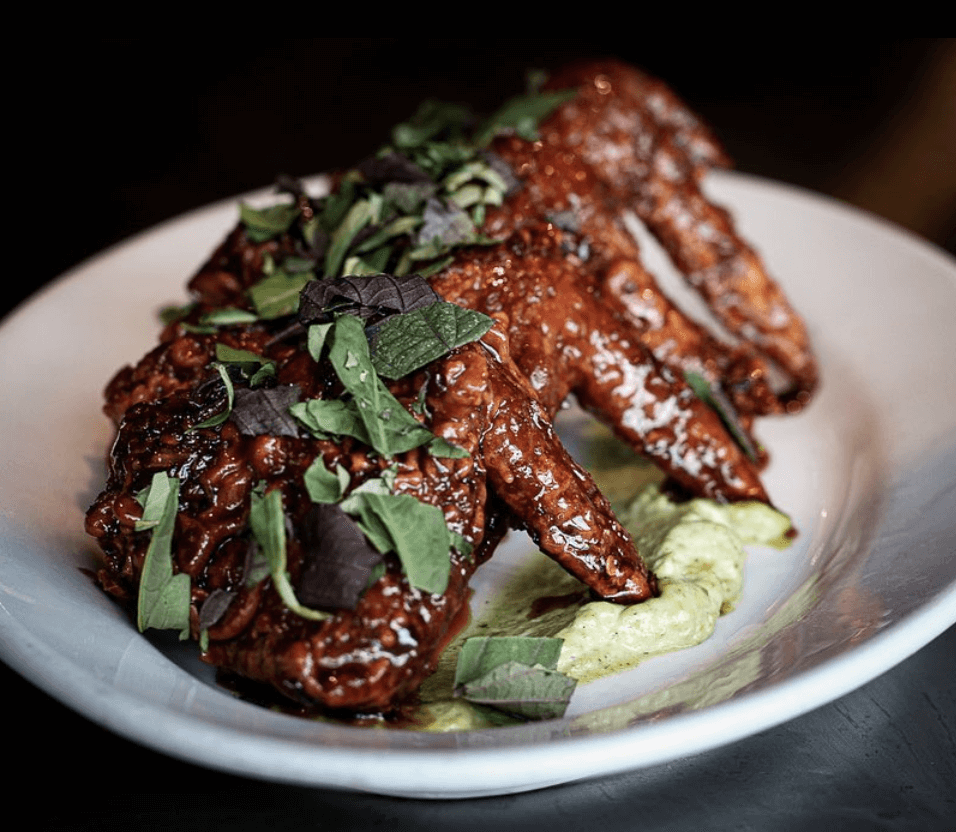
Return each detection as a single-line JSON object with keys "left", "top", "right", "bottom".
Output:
{"left": 473, "top": 88, "right": 578, "bottom": 146}
{"left": 302, "top": 456, "right": 350, "bottom": 504}
{"left": 248, "top": 269, "right": 313, "bottom": 320}
{"left": 683, "top": 370, "right": 759, "bottom": 462}
{"left": 290, "top": 397, "right": 372, "bottom": 444}
{"left": 456, "top": 660, "right": 577, "bottom": 721}
{"left": 248, "top": 484, "right": 328, "bottom": 622}
{"left": 326, "top": 313, "right": 442, "bottom": 457}
{"left": 199, "top": 308, "right": 259, "bottom": 328}
{"left": 214, "top": 343, "right": 276, "bottom": 386}
{"left": 390, "top": 100, "right": 474, "bottom": 150}
{"left": 369, "top": 301, "right": 494, "bottom": 379}
{"left": 240, "top": 201, "right": 300, "bottom": 242}
{"left": 325, "top": 197, "right": 379, "bottom": 278}
{"left": 296, "top": 502, "right": 385, "bottom": 611}
{"left": 136, "top": 472, "right": 191, "bottom": 639}
{"left": 191, "top": 363, "right": 234, "bottom": 430}
{"left": 339, "top": 490, "right": 455, "bottom": 595}
{"left": 453, "top": 636, "right": 575, "bottom": 720}
{"left": 230, "top": 385, "right": 303, "bottom": 437}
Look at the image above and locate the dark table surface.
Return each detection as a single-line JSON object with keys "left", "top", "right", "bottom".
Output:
{"left": 5, "top": 38, "right": 955, "bottom": 830}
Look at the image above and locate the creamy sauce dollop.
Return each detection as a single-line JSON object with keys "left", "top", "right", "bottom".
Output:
{"left": 416, "top": 471, "right": 791, "bottom": 731}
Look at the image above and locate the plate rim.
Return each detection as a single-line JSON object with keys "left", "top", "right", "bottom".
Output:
{"left": 2, "top": 169, "right": 955, "bottom": 797}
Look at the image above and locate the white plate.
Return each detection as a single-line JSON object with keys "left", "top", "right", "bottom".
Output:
{"left": 1, "top": 172, "right": 954, "bottom": 798}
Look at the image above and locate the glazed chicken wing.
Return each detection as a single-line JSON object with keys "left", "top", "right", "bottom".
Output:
{"left": 86, "top": 60, "right": 814, "bottom": 714}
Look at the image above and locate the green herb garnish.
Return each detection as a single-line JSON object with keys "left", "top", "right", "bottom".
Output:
{"left": 683, "top": 370, "right": 759, "bottom": 462}
{"left": 293, "top": 313, "right": 467, "bottom": 458}
{"left": 340, "top": 490, "right": 455, "bottom": 595}
{"left": 370, "top": 299, "right": 494, "bottom": 379}
{"left": 135, "top": 471, "right": 191, "bottom": 639}
{"left": 191, "top": 362, "right": 234, "bottom": 430}
{"left": 453, "top": 636, "right": 575, "bottom": 720}
{"left": 240, "top": 202, "right": 300, "bottom": 242}
{"left": 248, "top": 268, "right": 314, "bottom": 320}
{"left": 247, "top": 484, "right": 329, "bottom": 622}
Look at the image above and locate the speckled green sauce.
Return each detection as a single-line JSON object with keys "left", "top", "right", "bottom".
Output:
{"left": 414, "top": 433, "right": 792, "bottom": 731}
{"left": 555, "top": 485, "right": 791, "bottom": 682}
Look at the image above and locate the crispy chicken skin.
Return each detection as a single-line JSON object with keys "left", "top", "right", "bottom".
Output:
{"left": 86, "top": 61, "right": 814, "bottom": 713}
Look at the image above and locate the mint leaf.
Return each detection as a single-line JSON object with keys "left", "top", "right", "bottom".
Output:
{"left": 136, "top": 472, "right": 191, "bottom": 639}
{"left": 370, "top": 301, "right": 494, "bottom": 379}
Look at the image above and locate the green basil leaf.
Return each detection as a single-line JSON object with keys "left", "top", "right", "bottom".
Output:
{"left": 324, "top": 197, "right": 378, "bottom": 278}
{"left": 240, "top": 202, "right": 300, "bottom": 242}
{"left": 290, "top": 397, "right": 371, "bottom": 443}
{"left": 327, "top": 313, "right": 438, "bottom": 456}
{"left": 214, "top": 344, "right": 276, "bottom": 386}
{"left": 136, "top": 472, "right": 191, "bottom": 639}
{"left": 199, "top": 308, "right": 259, "bottom": 328}
{"left": 391, "top": 100, "right": 473, "bottom": 149}
{"left": 307, "top": 322, "right": 333, "bottom": 362}
{"left": 473, "top": 88, "right": 577, "bottom": 146}
{"left": 191, "top": 363, "right": 233, "bottom": 430}
{"left": 339, "top": 490, "right": 453, "bottom": 595}
{"left": 456, "top": 660, "right": 576, "bottom": 721}
{"left": 683, "top": 370, "right": 759, "bottom": 462}
{"left": 248, "top": 485, "right": 328, "bottom": 622}
{"left": 303, "top": 456, "right": 350, "bottom": 504}
{"left": 248, "top": 269, "right": 313, "bottom": 319}
{"left": 454, "top": 636, "right": 564, "bottom": 685}
{"left": 453, "top": 636, "right": 574, "bottom": 720}
{"left": 352, "top": 214, "right": 421, "bottom": 255}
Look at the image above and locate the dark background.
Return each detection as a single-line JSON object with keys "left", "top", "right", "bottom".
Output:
{"left": 9, "top": 37, "right": 954, "bottom": 320}
{"left": 4, "top": 38, "right": 955, "bottom": 829}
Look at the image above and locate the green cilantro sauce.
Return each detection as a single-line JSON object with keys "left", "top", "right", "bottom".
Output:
{"left": 414, "top": 434, "right": 792, "bottom": 732}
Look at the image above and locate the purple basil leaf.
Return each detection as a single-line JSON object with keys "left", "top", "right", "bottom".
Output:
{"left": 298, "top": 273, "right": 440, "bottom": 324}
{"left": 230, "top": 385, "right": 303, "bottom": 437}
{"left": 357, "top": 152, "right": 432, "bottom": 185}
{"left": 416, "top": 197, "right": 476, "bottom": 249}
{"left": 296, "top": 503, "right": 385, "bottom": 610}
{"left": 198, "top": 588, "right": 235, "bottom": 630}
